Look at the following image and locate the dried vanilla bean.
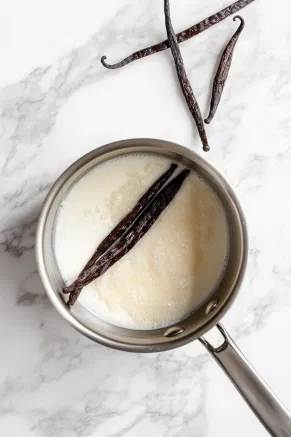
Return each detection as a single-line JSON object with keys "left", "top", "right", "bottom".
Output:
{"left": 65, "top": 169, "right": 190, "bottom": 306}
{"left": 205, "top": 16, "right": 245, "bottom": 124}
{"left": 164, "top": 0, "right": 209, "bottom": 152}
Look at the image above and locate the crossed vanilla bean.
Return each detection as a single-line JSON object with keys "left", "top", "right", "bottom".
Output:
{"left": 164, "top": 0, "right": 209, "bottom": 152}
{"left": 101, "top": 0, "right": 254, "bottom": 69}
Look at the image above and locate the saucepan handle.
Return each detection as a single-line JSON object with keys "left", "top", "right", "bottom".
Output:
{"left": 199, "top": 324, "right": 291, "bottom": 437}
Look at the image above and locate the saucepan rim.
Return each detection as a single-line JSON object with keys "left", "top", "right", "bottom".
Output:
{"left": 36, "top": 138, "right": 248, "bottom": 352}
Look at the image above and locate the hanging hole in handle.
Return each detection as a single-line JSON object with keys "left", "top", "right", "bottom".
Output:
{"left": 199, "top": 323, "right": 228, "bottom": 353}
{"left": 205, "top": 299, "right": 219, "bottom": 315}
{"left": 164, "top": 326, "right": 185, "bottom": 338}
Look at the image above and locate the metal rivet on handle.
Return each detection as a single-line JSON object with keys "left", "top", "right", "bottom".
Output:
{"left": 205, "top": 300, "right": 219, "bottom": 315}
{"left": 164, "top": 326, "right": 185, "bottom": 338}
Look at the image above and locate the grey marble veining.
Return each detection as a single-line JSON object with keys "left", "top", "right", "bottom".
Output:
{"left": 1, "top": 0, "right": 291, "bottom": 436}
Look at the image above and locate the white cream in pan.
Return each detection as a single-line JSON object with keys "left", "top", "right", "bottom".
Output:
{"left": 54, "top": 153, "right": 229, "bottom": 329}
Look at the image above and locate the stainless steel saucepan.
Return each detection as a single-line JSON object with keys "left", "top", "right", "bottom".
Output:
{"left": 36, "top": 138, "right": 291, "bottom": 437}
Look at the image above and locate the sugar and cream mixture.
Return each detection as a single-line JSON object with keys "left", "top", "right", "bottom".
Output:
{"left": 54, "top": 154, "right": 229, "bottom": 329}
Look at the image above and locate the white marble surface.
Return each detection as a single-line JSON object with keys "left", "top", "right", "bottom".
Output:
{"left": 1, "top": 0, "right": 291, "bottom": 435}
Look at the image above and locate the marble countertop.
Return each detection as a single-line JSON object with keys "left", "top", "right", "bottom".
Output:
{"left": 1, "top": 0, "right": 291, "bottom": 436}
